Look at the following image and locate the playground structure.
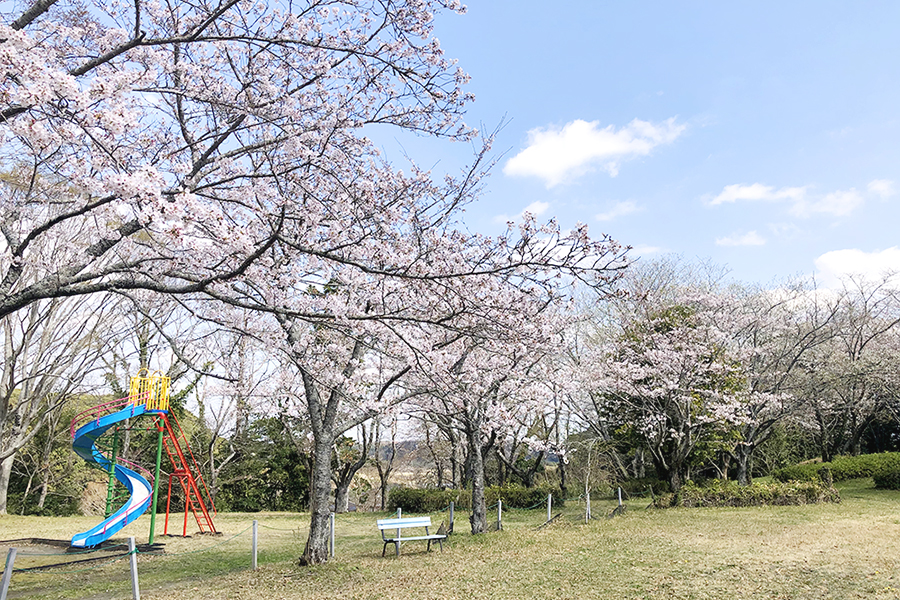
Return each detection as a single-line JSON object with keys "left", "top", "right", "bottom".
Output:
{"left": 69, "top": 370, "right": 216, "bottom": 548}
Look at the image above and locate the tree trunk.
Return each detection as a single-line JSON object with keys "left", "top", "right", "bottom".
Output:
{"left": 20, "top": 471, "right": 34, "bottom": 514}
{"left": 496, "top": 448, "right": 507, "bottom": 487}
{"left": 631, "top": 447, "right": 646, "bottom": 479}
{"left": 301, "top": 438, "right": 334, "bottom": 565}
{"left": 0, "top": 454, "right": 14, "bottom": 514}
{"left": 652, "top": 452, "right": 687, "bottom": 493}
{"left": 667, "top": 468, "right": 684, "bottom": 493}
{"left": 37, "top": 425, "right": 54, "bottom": 509}
{"left": 333, "top": 480, "right": 351, "bottom": 513}
{"left": 847, "top": 413, "right": 872, "bottom": 457}
{"left": 422, "top": 424, "right": 443, "bottom": 489}
{"left": 380, "top": 480, "right": 389, "bottom": 511}
{"left": 37, "top": 475, "right": 49, "bottom": 510}
{"left": 467, "top": 431, "right": 487, "bottom": 534}
{"left": 557, "top": 453, "right": 567, "bottom": 497}
{"left": 735, "top": 444, "right": 753, "bottom": 486}
{"left": 450, "top": 446, "right": 460, "bottom": 488}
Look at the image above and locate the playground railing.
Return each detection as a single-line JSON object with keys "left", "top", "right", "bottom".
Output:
{"left": 69, "top": 392, "right": 151, "bottom": 439}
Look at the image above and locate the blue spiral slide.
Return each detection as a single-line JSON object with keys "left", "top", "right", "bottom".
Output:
{"left": 70, "top": 403, "right": 154, "bottom": 548}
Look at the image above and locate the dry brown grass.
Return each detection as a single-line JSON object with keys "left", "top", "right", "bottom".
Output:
{"left": 2, "top": 480, "right": 899, "bottom": 599}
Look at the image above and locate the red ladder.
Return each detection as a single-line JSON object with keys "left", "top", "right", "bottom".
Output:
{"left": 158, "top": 412, "right": 217, "bottom": 536}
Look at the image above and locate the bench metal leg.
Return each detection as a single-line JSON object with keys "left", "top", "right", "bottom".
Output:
{"left": 395, "top": 541, "right": 400, "bottom": 557}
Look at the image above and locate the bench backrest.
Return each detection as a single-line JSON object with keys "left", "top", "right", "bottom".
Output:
{"left": 377, "top": 516, "right": 432, "bottom": 530}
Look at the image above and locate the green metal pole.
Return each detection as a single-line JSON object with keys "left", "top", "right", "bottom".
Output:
{"left": 148, "top": 418, "right": 165, "bottom": 544}
{"left": 104, "top": 427, "right": 120, "bottom": 519}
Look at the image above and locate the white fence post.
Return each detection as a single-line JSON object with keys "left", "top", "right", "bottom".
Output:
{"left": 618, "top": 487, "right": 623, "bottom": 507}
{"left": 1, "top": 548, "right": 16, "bottom": 600}
{"left": 252, "top": 520, "right": 258, "bottom": 570}
{"left": 497, "top": 499, "right": 502, "bottom": 531}
{"left": 449, "top": 501, "right": 454, "bottom": 534}
{"left": 128, "top": 537, "right": 140, "bottom": 600}
{"left": 547, "top": 493, "right": 552, "bottom": 523}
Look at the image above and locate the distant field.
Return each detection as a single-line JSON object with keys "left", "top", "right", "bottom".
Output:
{"left": 2, "top": 480, "right": 899, "bottom": 599}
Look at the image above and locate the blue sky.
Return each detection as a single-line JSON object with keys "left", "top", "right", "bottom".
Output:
{"left": 383, "top": 1, "right": 900, "bottom": 287}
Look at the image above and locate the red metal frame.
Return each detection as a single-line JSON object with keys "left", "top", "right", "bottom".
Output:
{"left": 158, "top": 412, "right": 217, "bottom": 536}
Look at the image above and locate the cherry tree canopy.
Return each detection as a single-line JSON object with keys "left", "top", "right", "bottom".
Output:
{"left": 581, "top": 289, "right": 761, "bottom": 491}
{"left": 0, "top": 0, "right": 475, "bottom": 318}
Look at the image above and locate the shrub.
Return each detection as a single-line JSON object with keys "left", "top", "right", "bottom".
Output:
{"left": 773, "top": 452, "right": 900, "bottom": 483}
{"left": 772, "top": 462, "right": 821, "bottom": 483}
{"left": 487, "top": 484, "right": 565, "bottom": 509}
{"left": 387, "top": 487, "right": 464, "bottom": 513}
{"left": 652, "top": 479, "right": 840, "bottom": 508}
{"left": 618, "top": 477, "right": 671, "bottom": 498}
{"left": 874, "top": 467, "right": 900, "bottom": 490}
{"left": 387, "top": 484, "right": 566, "bottom": 513}
{"left": 872, "top": 454, "right": 900, "bottom": 490}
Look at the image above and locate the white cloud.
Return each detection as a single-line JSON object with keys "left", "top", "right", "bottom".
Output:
{"left": 522, "top": 201, "right": 549, "bottom": 216}
{"left": 715, "top": 231, "right": 766, "bottom": 247}
{"left": 709, "top": 183, "right": 864, "bottom": 218}
{"left": 493, "top": 201, "right": 551, "bottom": 224}
{"left": 710, "top": 183, "right": 806, "bottom": 206}
{"left": 596, "top": 200, "right": 639, "bottom": 222}
{"left": 814, "top": 247, "right": 900, "bottom": 287}
{"left": 790, "top": 189, "right": 862, "bottom": 217}
{"left": 503, "top": 117, "right": 686, "bottom": 187}
{"left": 868, "top": 179, "right": 896, "bottom": 199}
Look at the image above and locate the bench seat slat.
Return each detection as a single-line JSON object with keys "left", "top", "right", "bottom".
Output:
{"left": 377, "top": 517, "right": 432, "bottom": 529}
{"left": 376, "top": 516, "right": 446, "bottom": 557}
{"left": 381, "top": 534, "right": 445, "bottom": 542}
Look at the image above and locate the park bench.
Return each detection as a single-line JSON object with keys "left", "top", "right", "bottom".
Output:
{"left": 377, "top": 516, "right": 446, "bottom": 557}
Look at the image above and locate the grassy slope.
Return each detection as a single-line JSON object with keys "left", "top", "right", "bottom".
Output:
{"left": 1, "top": 480, "right": 899, "bottom": 599}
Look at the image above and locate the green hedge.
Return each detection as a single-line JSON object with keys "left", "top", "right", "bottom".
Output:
{"left": 773, "top": 452, "right": 900, "bottom": 483}
{"left": 387, "top": 484, "right": 566, "bottom": 512}
{"left": 619, "top": 477, "right": 671, "bottom": 497}
{"left": 487, "top": 484, "right": 565, "bottom": 509}
{"left": 653, "top": 479, "right": 840, "bottom": 508}
{"left": 872, "top": 454, "right": 900, "bottom": 490}
{"left": 386, "top": 487, "right": 466, "bottom": 513}
{"left": 873, "top": 467, "right": 900, "bottom": 490}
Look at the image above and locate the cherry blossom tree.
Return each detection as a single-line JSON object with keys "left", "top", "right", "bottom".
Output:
{"left": 405, "top": 288, "right": 582, "bottom": 534}
{"left": 798, "top": 275, "right": 900, "bottom": 461}
{"left": 728, "top": 281, "right": 839, "bottom": 484}
{"left": 576, "top": 258, "right": 759, "bottom": 493}
{"left": 1, "top": 0, "right": 474, "bottom": 320}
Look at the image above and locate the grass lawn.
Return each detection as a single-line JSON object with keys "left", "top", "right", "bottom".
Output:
{"left": 2, "top": 479, "right": 899, "bottom": 599}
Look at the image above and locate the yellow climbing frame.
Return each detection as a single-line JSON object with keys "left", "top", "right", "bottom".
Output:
{"left": 129, "top": 369, "right": 170, "bottom": 412}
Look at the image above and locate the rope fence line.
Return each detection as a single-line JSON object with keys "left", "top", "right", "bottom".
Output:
{"left": 257, "top": 523, "right": 306, "bottom": 532}
{"left": 11, "top": 543, "right": 128, "bottom": 557}
{"left": 13, "top": 549, "right": 137, "bottom": 575}
{"left": 155, "top": 524, "right": 254, "bottom": 557}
